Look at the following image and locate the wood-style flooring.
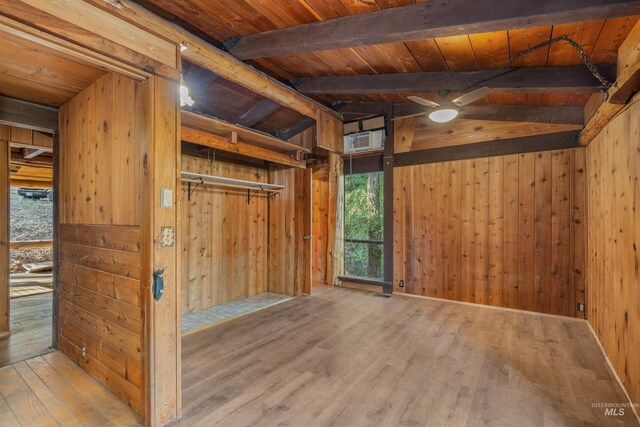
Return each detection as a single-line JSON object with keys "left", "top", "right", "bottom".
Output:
{"left": 0, "top": 352, "right": 140, "bottom": 426}
{"left": 178, "top": 285, "right": 638, "bottom": 426}
{"left": 0, "top": 294, "right": 52, "bottom": 367}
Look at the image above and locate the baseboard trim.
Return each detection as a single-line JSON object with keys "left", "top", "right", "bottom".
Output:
{"left": 586, "top": 321, "right": 640, "bottom": 424}
{"left": 394, "top": 291, "right": 586, "bottom": 322}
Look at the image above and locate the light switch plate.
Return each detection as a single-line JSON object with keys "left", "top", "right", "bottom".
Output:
{"left": 161, "top": 188, "right": 173, "bottom": 208}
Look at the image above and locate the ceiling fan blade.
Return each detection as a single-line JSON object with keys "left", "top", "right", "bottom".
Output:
{"left": 451, "top": 87, "right": 494, "bottom": 107}
{"left": 392, "top": 112, "right": 429, "bottom": 121}
{"left": 407, "top": 96, "right": 440, "bottom": 108}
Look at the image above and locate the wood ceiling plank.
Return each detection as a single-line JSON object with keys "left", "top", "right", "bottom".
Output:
{"left": 244, "top": 0, "right": 318, "bottom": 27}
{"left": 298, "top": 0, "right": 350, "bottom": 20}
{"left": 0, "top": 73, "right": 75, "bottom": 107}
{"left": 547, "top": 21, "right": 606, "bottom": 66}
{"left": 434, "top": 35, "right": 477, "bottom": 71}
{"left": 337, "top": 0, "right": 379, "bottom": 14}
{"left": 405, "top": 39, "right": 449, "bottom": 72}
{"left": 469, "top": 31, "right": 510, "bottom": 70}
{"left": 0, "top": 32, "right": 105, "bottom": 93}
{"left": 590, "top": 15, "right": 640, "bottom": 64}
{"left": 508, "top": 26, "right": 553, "bottom": 67}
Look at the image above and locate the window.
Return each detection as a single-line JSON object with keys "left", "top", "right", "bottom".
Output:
{"left": 344, "top": 171, "right": 384, "bottom": 280}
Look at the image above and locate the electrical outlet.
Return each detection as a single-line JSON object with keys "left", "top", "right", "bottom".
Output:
{"left": 82, "top": 344, "right": 88, "bottom": 360}
{"left": 399, "top": 280, "right": 404, "bottom": 288}
{"left": 577, "top": 303, "right": 585, "bottom": 312}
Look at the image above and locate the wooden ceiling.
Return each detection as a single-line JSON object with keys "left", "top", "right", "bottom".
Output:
{"left": 0, "top": 31, "right": 105, "bottom": 107}
{"left": 182, "top": 62, "right": 306, "bottom": 136}
{"left": 136, "top": 0, "right": 639, "bottom": 107}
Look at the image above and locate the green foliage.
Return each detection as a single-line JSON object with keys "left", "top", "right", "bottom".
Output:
{"left": 344, "top": 172, "right": 383, "bottom": 240}
{"left": 344, "top": 172, "right": 384, "bottom": 279}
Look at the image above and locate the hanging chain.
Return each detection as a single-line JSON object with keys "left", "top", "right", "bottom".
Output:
{"left": 464, "top": 35, "right": 612, "bottom": 98}
{"left": 507, "top": 35, "right": 612, "bottom": 89}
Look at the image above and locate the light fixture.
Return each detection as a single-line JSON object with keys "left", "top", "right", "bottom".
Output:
{"left": 180, "top": 43, "right": 188, "bottom": 52}
{"left": 429, "top": 108, "right": 459, "bottom": 123}
{"left": 180, "top": 83, "right": 194, "bottom": 107}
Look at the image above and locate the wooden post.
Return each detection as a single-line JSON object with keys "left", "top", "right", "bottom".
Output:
{"left": 143, "top": 76, "right": 181, "bottom": 426}
{"left": 0, "top": 125, "right": 9, "bottom": 335}
{"left": 383, "top": 104, "right": 394, "bottom": 292}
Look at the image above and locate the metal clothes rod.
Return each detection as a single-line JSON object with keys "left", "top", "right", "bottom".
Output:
{"left": 180, "top": 171, "right": 284, "bottom": 193}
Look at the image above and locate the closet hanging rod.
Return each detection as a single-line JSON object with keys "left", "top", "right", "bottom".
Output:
{"left": 181, "top": 171, "right": 284, "bottom": 193}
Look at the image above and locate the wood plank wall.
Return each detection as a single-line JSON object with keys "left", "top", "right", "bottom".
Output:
{"left": 0, "top": 126, "right": 9, "bottom": 334}
{"left": 586, "top": 99, "right": 640, "bottom": 406}
{"left": 180, "top": 155, "right": 269, "bottom": 314}
{"left": 312, "top": 162, "right": 329, "bottom": 285}
{"left": 58, "top": 72, "right": 147, "bottom": 415}
{"left": 311, "top": 152, "right": 344, "bottom": 286}
{"left": 269, "top": 165, "right": 306, "bottom": 296}
{"left": 394, "top": 148, "right": 587, "bottom": 318}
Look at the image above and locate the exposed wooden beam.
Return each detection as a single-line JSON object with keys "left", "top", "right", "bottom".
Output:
{"left": 294, "top": 65, "right": 616, "bottom": 95}
{"left": 85, "top": 0, "right": 340, "bottom": 120}
{"left": 581, "top": 19, "right": 640, "bottom": 144}
{"left": 183, "top": 64, "right": 219, "bottom": 93}
{"left": 276, "top": 117, "right": 316, "bottom": 141}
{"left": 394, "top": 131, "right": 581, "bottom": 167}
{"left": 339, "top": 102, "right": 585, "bottom": 125}
{"left": 234, "top": 99, "right": 282, "bottom": 128}
{"left": 0, "top": 96, "right": 58, "bottom": 132}
{"left": 23, "top": 148, "right": 47, "bottom": 159}
{"left": 9, "top": 141, "right": 53, "bottom": 152}
{"left": 459, "top": 105, "right": 585, "bottom": 124}
{"left": 224, "top": 0, "right": 640, "bottom": 59}
{"left": 182, "top": 110, "right": 309, "bottom": 154}
{"left": 10, "top": 152, "right": 52, "bottom": 168}
{"left": 181, "top": 127, "right": 306, "bottom": 168}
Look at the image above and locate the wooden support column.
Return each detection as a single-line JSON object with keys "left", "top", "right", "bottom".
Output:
{"left": 383, "top": 104, "right": 394, "bottom": 293}
{"left": 0, "top": 126, "right": 9, "bottom": 335}
{"left": 325, "top": 152, "right": 344, "bottom": 286}
{"left": 143, "top": 76, "right": 181, "bottom": 426}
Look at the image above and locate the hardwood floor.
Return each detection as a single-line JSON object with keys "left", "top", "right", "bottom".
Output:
{"left": 0, "top": 352, "right": 140, "bottom": 426}
{"left": 0, "top": 294, "right": 53, "bottom": 367}
{"left": 178, "top": 285, "right": 638, "bottom": 426}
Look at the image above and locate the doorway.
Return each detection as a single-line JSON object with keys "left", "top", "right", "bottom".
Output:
{"left": 0, "top": 125, "right": 55, "bottom": 366}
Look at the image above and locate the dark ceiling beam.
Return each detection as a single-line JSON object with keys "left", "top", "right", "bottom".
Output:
{"left": 338, "top": 102, "right": 585, "bottom": 125}
{"left": 293, "top": 65, "right": 616, "bottom": 95}
{"left": 224, "top": 0, "right": 640, "bottom": 59}
{"left": 234, "top": 98, "right": 282, "bottom": 128}
{"left": 394, "top": 131, "right": 582, "bottom": 167}
{"left": 276, "top": 117, "right": 316, "bottom": 141}
{"left": 183, "top": 65, "right": 219, "bottom": 94}
{"left": 0, "top": 96, "right": 58, "bottom": 133}
{"left": 456, "top": 105, "right": 585, "bottom": 125}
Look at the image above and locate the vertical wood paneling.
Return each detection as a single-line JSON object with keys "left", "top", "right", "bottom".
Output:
{"left": 312, "top": 153, "right": 343, "bottom": 286}
{"left": 58, "top": 73, "right": 149, "bottom": 416}
{"left": 394, "top": 149, "right": 586, "bottom": 318}
{"left": 180, "top": 156, "right": 270, "bottom": 313}
{"left": 534, "top": 151, "right": 552, "bottom": 313}
{"left": 517, "top": 153, "right": 535, "bottom": 312}
{"left": 587, "top": 100, "right": 640, "bottom": 407}
{"left": 59, "top": 73, "right": 143, "bottom": 226}
{"left": 0, "top": 126, "right": 9, "bottom": 333}
{"left": 502, "top": 155, "right": 519, "bottom": 309}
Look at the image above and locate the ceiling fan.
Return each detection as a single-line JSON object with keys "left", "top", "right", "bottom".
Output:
{"left": 403, "top": 87, "right": 495, "bottom": 123}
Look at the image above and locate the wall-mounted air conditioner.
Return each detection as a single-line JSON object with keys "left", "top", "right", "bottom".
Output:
{"left": 344, "top": 130, "right": 385, "bottom": 153}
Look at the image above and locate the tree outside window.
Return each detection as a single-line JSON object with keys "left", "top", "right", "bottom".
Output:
{"left": 344, "top": 171, "right": 383, "bottom": 279}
